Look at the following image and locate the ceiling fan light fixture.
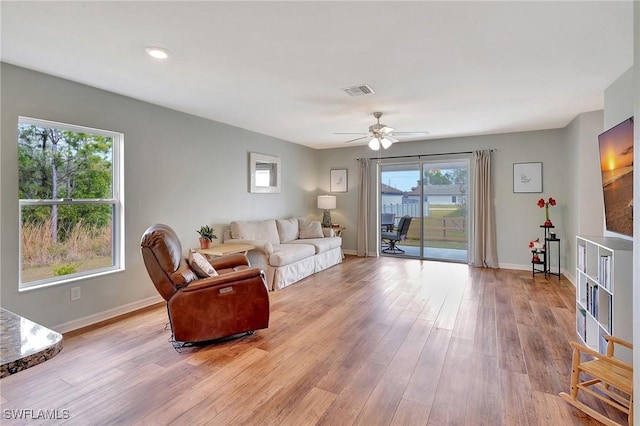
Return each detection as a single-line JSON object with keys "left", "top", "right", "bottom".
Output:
{"left": 368, "top": 137, "right": 380, "bottom": 150}
{"left": 339, "top": 111, "right": 429, "bottom": 148}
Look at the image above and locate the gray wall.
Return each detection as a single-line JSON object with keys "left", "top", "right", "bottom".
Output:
{"left": 562, "top": 110, "right": 605, "bottom": 281}
{"left": 604, "top": 68, "right": 635, "bottom": 130}
{"left": 0, "top": 63, "right": 319, "bottom": 330}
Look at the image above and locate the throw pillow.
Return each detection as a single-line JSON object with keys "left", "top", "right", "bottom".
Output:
{"left": 276, "top": 218, "right": 299, "bottom": 243}
{"left": 188, "top": 250, "right": 219, "bottom": 278}
{"left": 230, "top": 219, "right": 280, "bottom": 245}
{"left": 298, "top": 219, "right": 324, "bottom": 239}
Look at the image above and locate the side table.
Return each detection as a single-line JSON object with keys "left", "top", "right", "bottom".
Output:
{"left": 544, "top": 236, "right": 561, "bottom": 279}
{"left": 531, "top": 225, "right": 560, "bottom": 280}
{"left": 197, "top": 243, "right": 255, "bottom": 258}
{"left": 324, "top": 226, "right": 345, "bottom": 237}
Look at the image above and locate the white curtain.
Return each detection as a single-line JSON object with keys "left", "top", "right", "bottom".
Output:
{"left": 357, "top": 158, "right": 370, "bottom": 256}
{"left": 471, "top": 150, "right": 499, "bottom": 268}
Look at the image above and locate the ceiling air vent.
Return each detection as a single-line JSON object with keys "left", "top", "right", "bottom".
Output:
{"left": 341, "top": 84, "right": 375, "bottom": 97}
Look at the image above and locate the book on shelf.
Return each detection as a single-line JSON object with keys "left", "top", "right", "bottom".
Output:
{"left": 598, "top": 255, "right": 611, "bottom": 290}
{"left": 577, "top": 244, "right": 586, "bottom": 272}
{"left": 599, "top": 333, "right": 608, "bottom": 354}
{"left": 577, "top": 309, "right": 587, "bottom": 341}
{"left": 586, "top": 283, "right": 598, "bottom": 317}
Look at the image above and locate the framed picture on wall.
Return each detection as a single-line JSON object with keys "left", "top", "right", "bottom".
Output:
{"left": 330, "top": 169, "right": 348, "bottom": 193}
{"left": 513, "top": 162, "right": 542, "bottom": 193}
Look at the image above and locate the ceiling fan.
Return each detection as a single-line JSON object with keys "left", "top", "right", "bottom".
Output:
{"left": 335, "top": 112, "right": 429, "bottom": 150}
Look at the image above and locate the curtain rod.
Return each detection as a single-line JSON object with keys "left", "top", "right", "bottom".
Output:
{"left": 356, "top": 149, "right": 495, "bottom": 161}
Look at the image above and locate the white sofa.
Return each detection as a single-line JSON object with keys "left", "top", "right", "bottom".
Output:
{"left": 229, "top": 218, "right": 342, "bottom": 290}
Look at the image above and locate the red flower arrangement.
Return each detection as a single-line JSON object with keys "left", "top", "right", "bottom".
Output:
{"left": 528, "top": 238, "right": 540, "bottom": 249}
{"left": 538, "top": 197, "right": 557, "bottom": 226}
{"left": 529, "top": 238, "right": 544, "bottom": 263}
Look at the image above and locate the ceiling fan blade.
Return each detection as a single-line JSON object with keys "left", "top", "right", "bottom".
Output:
{"left": 338, "top": 112, "right": 429, "bottom": 147}
{"left": 389, "top": 131, "right": 430, "bottom": 136}
{"left": 344, "top": 135, "right": 369, "bottom": 144}
{"left": 333, "top": 132, "right": 369, "bottom": 135}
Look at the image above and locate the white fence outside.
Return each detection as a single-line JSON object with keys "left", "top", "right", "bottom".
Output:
{"left": 381, "top": 202, "right": 429, "bottom": 219}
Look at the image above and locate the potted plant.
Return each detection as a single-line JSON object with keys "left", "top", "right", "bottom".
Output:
{"left": 537, "top": 197, "right": 557, "bottom": 227}
{"left": 196, "top": 225, "right": 217, "bottom": 249}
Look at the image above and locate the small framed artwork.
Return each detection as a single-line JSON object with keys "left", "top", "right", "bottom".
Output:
{"left": 513, "top": 162, "right": 542, "bottom": 193}
{"left": 330, "top": 168, "right": 348, "bottom": 193}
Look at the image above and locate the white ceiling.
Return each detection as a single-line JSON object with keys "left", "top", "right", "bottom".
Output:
{"left": 1, "top": 1, "right": 633, "bottom": 150}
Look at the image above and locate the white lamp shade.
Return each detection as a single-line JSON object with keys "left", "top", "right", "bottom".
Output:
{"left": 317, "top": 195, "right": 336, "bottom": 210}
{"left": 368, "top": 137, "right": 380, "bottom": 150}
{"left": 380, "top": 137, "right": 393, "bottom": 149}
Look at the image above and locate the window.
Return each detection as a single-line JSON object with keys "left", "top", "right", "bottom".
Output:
{"left": 18, "top": 117, "right": 124, "bottom": 290}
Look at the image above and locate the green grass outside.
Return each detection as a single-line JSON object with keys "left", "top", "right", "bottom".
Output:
{"left": 22, "top": 256, "right": 113, "bottom": 283}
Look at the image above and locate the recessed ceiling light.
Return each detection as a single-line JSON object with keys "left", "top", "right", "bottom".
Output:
{"left": 145, "top": 46, "right": 169, "bottom": 59}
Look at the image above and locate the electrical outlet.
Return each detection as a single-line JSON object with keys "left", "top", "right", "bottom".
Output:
{"left": 70, "top": 287, "right": 81, "bottom": 301}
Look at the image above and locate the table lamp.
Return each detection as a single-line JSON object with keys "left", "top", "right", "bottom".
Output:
{"left": 317, "top": 195, "right": 336, "bottom": 228}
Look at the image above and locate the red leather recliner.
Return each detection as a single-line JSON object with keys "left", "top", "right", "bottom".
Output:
{"left": 140, "top": 224, "right": 270, "bottom": 345}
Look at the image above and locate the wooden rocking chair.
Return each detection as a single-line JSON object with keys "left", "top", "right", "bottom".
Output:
{"left": 559, "top": 335, "right": 633, "bottom": 426}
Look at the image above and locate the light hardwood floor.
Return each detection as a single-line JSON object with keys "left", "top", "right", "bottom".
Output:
{"left": 0, "top": 256, "right": 627, "bottom": 425}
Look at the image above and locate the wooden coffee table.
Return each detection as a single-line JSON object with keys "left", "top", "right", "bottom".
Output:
{"left": 197, "top": 243, "right": 255, "bottom": 258}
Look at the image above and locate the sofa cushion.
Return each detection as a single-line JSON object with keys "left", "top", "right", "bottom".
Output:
{"left": 298, "top": 219, "right": 324, "bottom": 239}
{"left": 269, "top": 243, "right": 316, "bottom": 267}
{"left": 231, "top": 219, "right": 280, "bottom": 245}
{"left": 287, "top": 237, "right": 342, "bottom": 254}
{"left": 276, "top": 218, "right": 299, "bottom": 243}
{"left": 188, "top": 250, "right": 219, "bottom": 278}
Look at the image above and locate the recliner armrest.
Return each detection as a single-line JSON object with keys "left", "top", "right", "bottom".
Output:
{"left": 181, "top": 267, "right": 267, "bottom": 292}
{"left": 208, "top": 253, "right": 249, "bottom": 270}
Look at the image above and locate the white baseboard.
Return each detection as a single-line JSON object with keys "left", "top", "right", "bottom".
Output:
{"left": 53, "top": 295, "right": 164, "bottom": 334}
{"left": 498, "top": 263, "right": 531, "bottom": 271}
{"left": 563, "top": 269, "right": 576, "bottom": 286}
{"left": 498, "top": 263, "right": 574, "bottom": 286}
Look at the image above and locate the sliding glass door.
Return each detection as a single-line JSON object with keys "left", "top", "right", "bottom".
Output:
{"left": 421, "top": 160, "right": 468, "bottom": 261}
{"left": 380, "top": 163, "right": 422, "bottom": 257}
{"left": 379, "top": 158, "right": 469, "bottom": 262}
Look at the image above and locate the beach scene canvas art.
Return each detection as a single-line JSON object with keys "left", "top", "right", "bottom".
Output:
{"left": 598, "top": 118, "right": 634, "bottom": 237}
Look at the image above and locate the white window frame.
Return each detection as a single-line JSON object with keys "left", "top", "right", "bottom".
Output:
{"left": 18, "top": 117, "right": 125, "bottom": 291}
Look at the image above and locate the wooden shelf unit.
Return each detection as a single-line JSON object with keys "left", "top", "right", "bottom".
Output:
{"left": 575, "top": 236, "right": 633, "bottom": 363}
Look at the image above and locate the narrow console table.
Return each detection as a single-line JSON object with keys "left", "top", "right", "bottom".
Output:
{"left": 0, "top": 308, "right": 63, "bottom": 378}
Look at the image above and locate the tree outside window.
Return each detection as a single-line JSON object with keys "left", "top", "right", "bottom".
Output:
{"left": 18, "top": 117, "right": 124, "bottom": 289}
